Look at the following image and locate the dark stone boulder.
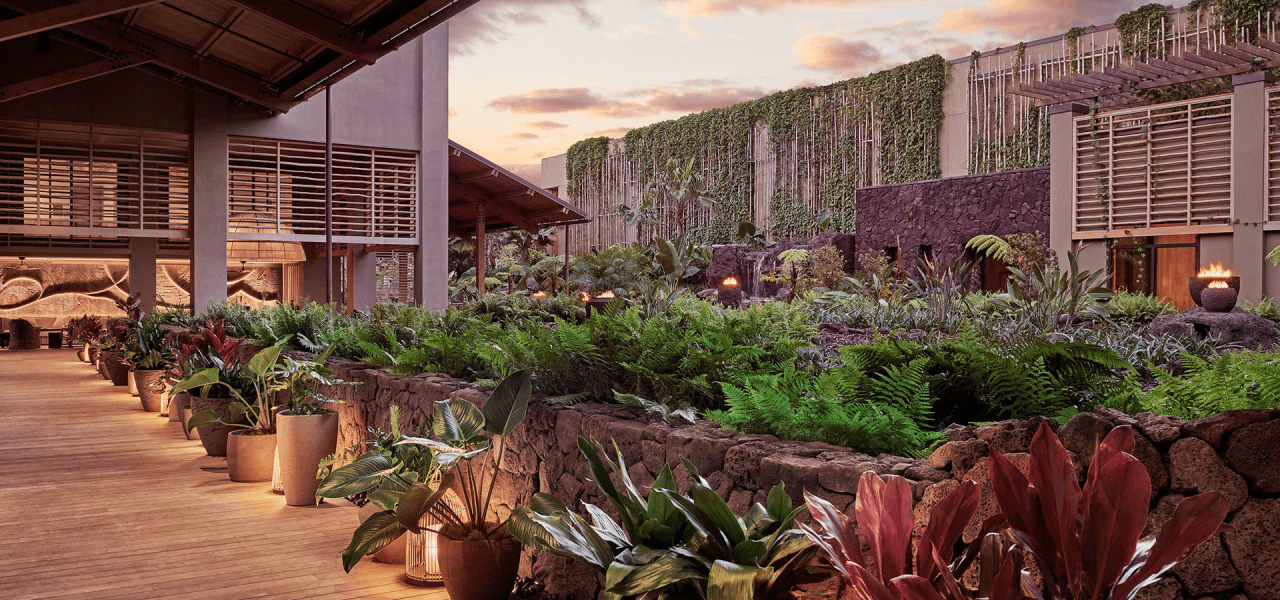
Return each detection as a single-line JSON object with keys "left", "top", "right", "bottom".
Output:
{"left": 706, "top": 244, "right": 745, "bottom": 286}
{"left": 1224, "top": 419, "right": 1280, "bottom": 494}
{"left": 1224, "top": 498, "right": 1280, "bottom": 600}
{"left": 1168, "top": 437, "right": 1249, "bottom": 511}
{"left": 1147, "top": 307, "right": 1280, "bottom": 350}
{"left": 1183, "top": 409, "right": 1277, "bottom": 449}
{"left": 7, "top": 318, "right": 39, "bottom": 350}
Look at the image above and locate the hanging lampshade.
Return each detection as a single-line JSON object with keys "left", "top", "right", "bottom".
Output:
{"left": 227, "top": 213, "right": 307, "bottom": 264}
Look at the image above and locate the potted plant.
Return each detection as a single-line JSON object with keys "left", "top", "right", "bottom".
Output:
{"left": 177, "top": 338, "right": 290, "bottom": 482}
{"left": 173, "top": 321, "right": 251, "bottom": 456}
{"left": 99, "top": 325, "right": 132, "bottom": 386}
{"left": 69, "top": 316, "right": 100, "bottom": 362}
{"left": 392, "top": 369, "right": 533, "bottom": 600}
{"left": 126, "top": 317, "right": 173, "bottom": 412}
{"left": 275, "top": 347, "right": 354, "bottom": 505}
{"left": 317, "top": 405, "right": 439, "bottom": 567}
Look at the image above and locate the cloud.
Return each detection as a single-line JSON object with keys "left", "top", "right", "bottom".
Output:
{"left": 450, "top": 0, "right": 601, "bottom": 55}
{"left": 507, "top": 132, "right": 540, "bottom": 140}
{"left": 504, "top": 164, "right": 543, "bottom": 186}
{"left": 660, "top": 0, "right": 908, "bottom": 18}
{"left": 488, "top": 87, "right": 651, "bottom": 118}
{"left": 588, "top": 126, "right": 635, "bottom": 138}
{"left": 490, "top": 82, "right": 770, "bottom": 119}
{"left": 936, "top": 0, "right": 1147, "bottom": 38}
{"left": 604, "top": 21, "right": 666, "bottom": 38}
{"left": 793, "top": 34, "right": 887, "bottom": 78}
{"left": 526, "top": 120, "right": 569, "bottom": 130}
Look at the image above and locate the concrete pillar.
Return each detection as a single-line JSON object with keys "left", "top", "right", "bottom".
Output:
{"left": 191, "top": 93, "right": 229, "bottom": 313}
{"left": 128, "top": 238, "right": 157, "bottom": 314}
{"left": 1230, "top": 71, "right": 1272, "bottom": 304}
{"left": 1048, "top": 103, "right": 1089, "bottom": 265}
{"left": 302, "top": 254, "right": 328, "bottom": 304}
{"left": 349, "top": 245, "right": 376, "bottom": 311}
{"left": 414, "top": 26, "right": 449, "bottom": 310}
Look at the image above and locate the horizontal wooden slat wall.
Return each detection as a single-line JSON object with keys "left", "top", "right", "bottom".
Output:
{"left": 228, "top": 136, "right": 418, "bottom": 242}
{"left": 0, "top": 118, "right": 190, "bottom": 234}
{"left": 1268, "top": 87, "right": 1280, "bottom": 224}
{"left": 1075, "top": 94, "right": 1232, "bottom": 234}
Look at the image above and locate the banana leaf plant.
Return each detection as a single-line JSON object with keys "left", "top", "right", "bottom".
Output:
{"left": 989, "top": 422, "right": 1228, "bottom": 600}
{"left": 316, "top": 405, "right": 442, "bottom": 572}
{"left": 510, "top": 436, "right": 821, "bottom": 600}
{"left": 172, "top": 339, "right": 290, "bottom": 434}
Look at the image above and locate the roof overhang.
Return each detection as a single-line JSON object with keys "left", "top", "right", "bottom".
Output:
{"left": 447, "top": 140, "right": 590, "bottom": 237}
{"left": 0, "top": 0, "right": 478, "bottom": 113}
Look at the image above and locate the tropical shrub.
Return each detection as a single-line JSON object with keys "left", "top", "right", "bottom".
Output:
{"left": 1099, "top": 292, "right": 1176, "bottom": 325}
{"left": 510, "top": 438, "right": 820, "bottom": 600}
{"left": 1241, "top": 297, "right": 1280, "bottom": 324}
{"left": 1106, "top": 351, "right": 1280, "bottom": 420}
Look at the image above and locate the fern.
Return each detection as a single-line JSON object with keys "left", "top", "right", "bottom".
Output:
{"left": 1105, "top": 351, "right": 1280, "bottom": 420}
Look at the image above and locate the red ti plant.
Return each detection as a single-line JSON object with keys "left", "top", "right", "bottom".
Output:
{"left": 989, "top": 422, "right": 1228, "bottom": 600}
{"left": 801, "top": 473, "right": 1027, "bottom": 599}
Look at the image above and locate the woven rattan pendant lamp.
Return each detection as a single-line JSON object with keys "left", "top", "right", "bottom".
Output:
{"left": 226, "top": 213, "right": 307, "bottom": 264}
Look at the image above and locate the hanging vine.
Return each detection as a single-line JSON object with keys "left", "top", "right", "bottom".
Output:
{"left": 1188, "top": 0, "right": 1280, "bottom": 42}
{"left": 564, "top": 55, "right": 947, "bottom": 244}
{"left": 1115, "top": 4, "right": 1172, "bottom": 62}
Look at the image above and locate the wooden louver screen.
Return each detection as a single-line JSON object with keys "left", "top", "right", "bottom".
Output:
{"left": 1268, "top": 87, "right": 1280, "bottom": 223}
{"left": 1074, "top": 95, "right": 1232, "bottom": 234}
{"left": 228, "top": 137, "right": 418, "bottom": 243}
{"left": 0, "top": 118, "right": 190, "bottom": 236}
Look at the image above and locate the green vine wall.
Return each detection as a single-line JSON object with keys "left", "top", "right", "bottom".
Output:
{"left": 1115, "top": 4, "right": 1172, "bottom": 61}
{"left": 565, "top": 55, "right": 947, "bottom": 244}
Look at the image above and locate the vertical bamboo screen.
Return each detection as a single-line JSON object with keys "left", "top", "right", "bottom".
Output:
{"left": 1268, "top": 87, "right": 1280, "bottom": 224}
{"left": 1074, "top": 94, "right": 1233, "bottom": 234}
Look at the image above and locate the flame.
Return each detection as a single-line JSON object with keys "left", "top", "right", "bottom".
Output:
{"left": 1198, "top": 262, "right": 1231, "bottom": 277}
{"left": 596, "top": 290, "right": 616, "bottom": 299}
{"left": 532, "top": 291, "right": 547, "bottom": 299}
{"left": 578, "top": 292, "right": 590, "bottom": 302}
{"left": 1208, "top": 280, "right": 1229, "bottom": 289}
{"left": 723, "top": 277, "right": 739, "bottom": 287}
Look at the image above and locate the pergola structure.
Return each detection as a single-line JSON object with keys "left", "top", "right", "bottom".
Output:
{"left": 0, "top": 0, "right": 477, "bottom": 112}
{"left": 447, "top": 141, "right": 589, "bottom": 296}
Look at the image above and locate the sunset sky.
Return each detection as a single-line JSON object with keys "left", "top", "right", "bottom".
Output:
{"left": 446, "top": 0, "right": 1152, "bottom": 185}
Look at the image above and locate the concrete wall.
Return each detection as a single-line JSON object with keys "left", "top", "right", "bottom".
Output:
{"left": 854, "top": 167, "right": 1050, "bottom": 270}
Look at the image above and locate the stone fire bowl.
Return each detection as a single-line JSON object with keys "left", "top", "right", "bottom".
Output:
{"left": 1201, "top": 287, "right": 1239, "bottom": 313}
{"left": 1189, "top": 276, "right": 1240, "bottom": 307}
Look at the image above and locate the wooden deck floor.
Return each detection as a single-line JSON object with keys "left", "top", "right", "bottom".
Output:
{"left": 0, "top": 349, "right": 447, "bottom": 600}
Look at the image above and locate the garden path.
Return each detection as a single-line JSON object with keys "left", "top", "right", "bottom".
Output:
{"left": 0, "top": 349, "right": 446, "bottom": 600}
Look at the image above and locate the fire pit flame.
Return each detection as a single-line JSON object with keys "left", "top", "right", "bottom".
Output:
{"left": 596, "top": 290, "right": 616, "bottom": 299}
{"left": 1207, "top": 280, "right": 1229, "bottom": 289}
{"left": 722, "top": 277, "right": 739, "bottom": 287}
{"left": 532, "top": 291, "right": 547, "bottom": 299}
{"left": 1198, "top": 262, "right": 1231, "bottom": 278}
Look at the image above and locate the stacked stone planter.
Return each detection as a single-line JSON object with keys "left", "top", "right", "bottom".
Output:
{"left": 313, "top": 358, "right": 1279, "bottom": 600}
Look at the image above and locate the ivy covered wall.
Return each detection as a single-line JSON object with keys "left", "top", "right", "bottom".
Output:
{"left": 564, "top": 55, "right": 947, "bottom": 249}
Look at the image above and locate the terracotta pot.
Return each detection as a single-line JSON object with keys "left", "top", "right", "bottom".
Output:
{"left": 128, "top": 370, "right": 139, "bottom": 396}
{"left": 135, "top": 369, "right": 167, "bottom": 412}
{"left": 190, "top": 396, "right": 235, "bottom": 456}
{"left": 227, "top": 431, "right": 277, "bottom": 483}
{"left": 101, "top": 352, "right": 130, "bottom": 386}
{"left": 438, "top": 535, "right": 520, "bottom": 600}
{"left": 88, "top": 346, "right": 98, "bottom": 364}
{"left": 358, "top": 503, "right": 407, "bottom": 564}
{"left": 169, "top": 391, "right": 189, "bottom": 423}
{"left": 277, "top": 411, "right": 338, "bottom": 506}
{"left": 181, "top": 407, "right": 200, "bottom": 440}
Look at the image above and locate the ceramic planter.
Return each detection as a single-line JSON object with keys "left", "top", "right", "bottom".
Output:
{"left": 127, "top": 370, "right": 139, "bottom": 396}
{"left": 438, "top": 535, "right": 521, "bottom": 600}
{"left": 227, "top": 431, "right": 277, "bottom": 483}
{"left": 101, "top": 352, "right": 130, "bottom": 386}
{"left": 135, "top": 369, "right": 167, "bottom": 412}
{"left": 190, "top": 396, "right": 235, "bottom": 456}
{"left": 277, "top": 411, "right": 338, "bottom": 506}
{"left": 78, "top": 346, "right": 89, "bottom": 362}
{"left": 358, "top": 503, "right": 408, "bottom": 564}
{"left": 88, "top": 346, "right": 98, "bottom": 364}
{"left": 181, "top": 407, "right": 200, "bottom": 440}
{"left": 169, "top": 391, "right": 189, "bottom": 423}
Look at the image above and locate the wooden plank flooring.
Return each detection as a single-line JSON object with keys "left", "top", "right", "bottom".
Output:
{"left": 0, "top": 349, "right": 447, "bottom": 600}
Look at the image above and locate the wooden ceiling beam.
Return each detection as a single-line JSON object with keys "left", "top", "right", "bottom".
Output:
{"left": 192, "top": 7, "right": 244, "bottom": 58}
{"left": 0, "top": 53, "right": 147, "bottom": 102}
{"left": 0, "top": 0, "right": 158, "bottom": 43}
{"left": 448, "top": 179, "right": 539, "bottom": 233}
{"left": 223, "top": 0, "right": 378, "bottom": 65}
{"left": 456, "top": 168, "right": 498, "bottom": 184}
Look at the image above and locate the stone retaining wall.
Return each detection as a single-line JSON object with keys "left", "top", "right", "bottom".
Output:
{"left": 318, "top": 357, "right": 1277, "bottom": 600}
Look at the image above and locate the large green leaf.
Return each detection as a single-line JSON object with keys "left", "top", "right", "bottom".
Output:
{"left": 341, "top": 510, "right": 405, "bottom": 572}
{"left": 394, "top": 474, "right": 455, "bottom": 534}
{"left": 185, "top": 409, "right": 222, "bottom": 430}
{"left": 170, "top": 368, "right": 222, "bottom": 396}
{"left": 480, "top": 368, "right": 531, "bottom": 436}
{"left": 316, "top": 454, "right": 397, "bottom": 498}
{"left": 707, "top": 560, "right": 761, "bottom": 600}
{"left": 432, "top": 398, "right": 486, "bottom": 442}
{"left": 606, "top": 554, "right": 699, "bottom": 595}
{"left": 510, "top": 501, "right": 615, "bottom": 570}
{"left": 688, "top": 476, "right": 746, "bottom": 552}
{"left": 247, "top": 342, "right": 286, "bottom": 378}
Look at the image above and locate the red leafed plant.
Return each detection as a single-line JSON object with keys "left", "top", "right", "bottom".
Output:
{"left": 989, "top": 422, "right": 1228, "bottom": 600}
{"left": 802, "top": 423, "right": 1229, "bottom": 600}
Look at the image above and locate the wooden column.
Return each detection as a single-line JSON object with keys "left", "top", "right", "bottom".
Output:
{"left": 475, "top": 203, "right": 486, "bottom": 298}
